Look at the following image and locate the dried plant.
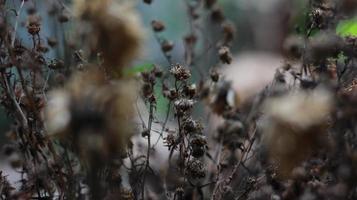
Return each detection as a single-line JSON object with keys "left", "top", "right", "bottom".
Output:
{"left": 0, "top": 0, "right": 356, "bottom": 199}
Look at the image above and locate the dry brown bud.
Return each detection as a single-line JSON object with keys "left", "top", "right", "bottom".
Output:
{"left": 161, "top": 40, "right": 174, "bottom": 52}
{"left": 151, "top": 20, "right": 165, "bottom": 32}
{"left": 143, "top": 0, "right": 153, "bottom": 4}
{"left": 211, "top": 6, "right": 225, "bottom": 23}
{"left": 218, "top": 46, "right": 232, "bottom": 64}
{"left": 58, "top": 13, "right": 70, "bottom": 23}
{"left": 27, "top": 15, "right": 41, "bottom": 35}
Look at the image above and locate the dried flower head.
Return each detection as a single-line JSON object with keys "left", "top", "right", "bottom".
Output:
{"left": 218, "top": 46, "right": 233, "bottom": 64}
{"left": 208, "top": 80, "right": 239, "bottom": 115}
{"left": 151, "top": 20, "right": 165, "bottom": 32}
{"left": 190, "top": 135, "right": 207, "bottom": 158}
{"left": 174, "top": 98, "right": 195, "bottom": 116}
{"left": 261, "top": 88, "right": 333, "bottom": 177}
{"left": 74, "top": 0, "right": 143, "bottom": 77}
{"left": 170, "top": 64, "right": 191, "bottom": 80}
{"left": 26, "top": 15, "right": 41, "bottom": 35}
{"left": 161, "top": 40, "right": 174, "bottom": 53}
{"left": 187, "top": 159, "right": 206, "bottom": 179}
{"left": 46, "top": 69, "right": 137, "bottom": 160}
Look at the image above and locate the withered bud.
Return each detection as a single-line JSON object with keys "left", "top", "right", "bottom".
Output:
{"left": 184, "top": 34, "right": 197, "bottom": 46}
{"left": 217, "top": 119, "right": 244, "bottom": 137}
{"left": 182, "top": 117, "right": 202, "bottom": 133}
{"left": 142, "top": 83, "right": 153, "bottom": 98}
{"left": 141, "top": 71, "right": 156, "bottom": 84}
{"left": 152, "top": 66, "right": 163, "bottom": 77}
{"left": 151, "top": 20, "right": 165, "bottom": 32}
{"left": 310, "top": 6, "right": 334, "bottom": 29}
{"left": 47, "top": 37, "right": 58, "bottom": 47}
{"left": 36, "top": 44, "right": 49, "bottom": 53}
{"left": 204, "top": 0, "right": 217, "bottom": 8}
{"left": 48, "top": 59, "right": 65, "bottom": 70}
{"left": 218, "top": 46, "right": 232, "bottom": 64}
{"left": 164, "top": 133, "right": 177, "bottom": 150}
{"left": 27, "top": 15, "right": 41, "bottom": 35}
{"left": 210, "top": 69, "right": 220, "bottom": 82}
{"left": 174, "top": 98, "right": 195, "bottom": 116}
{"left": 141, "top": 129, "right": 150, "bottom": 137}
{"left": 187, "top": 159, "right": 206, "bottom": 179}
{"left": 190, "top": 135, "right": 207, "bottom": 158}
{"left": 184, "top": 84, "right": 197, "bottom": 98}
{"left": 161, "top": 40, "right": 174, "bottom": 52}
{"left": 13, "top": 43, "right": 25, "bottom": 56}
{"left": 143, "top": 0, "right": 153, "bottom": 4}
{"left": 222, "top": 22, "right": 235, "bottom": 44}
{"left": 170, "top": 64, "right": 191, "bottom": 80}
{"left": 58, "top": 12, "right": 70, "bottom": 23}
{"left": 211, "top": 6, "right": 225, "bottom": 23}
{"left": 163, "top": 88, "right": 178, "bottom": 100}
{"left": 27, "top": 6, "right": 37, "bottom": 15}
{"left": 209, "top": 80, "right": 239, "bottom": 114}
{"left": 35, "top": 54, "right": 46, "bottom": 65}
{"left": 148, "top": 94, "right": 156, "bottom": 104}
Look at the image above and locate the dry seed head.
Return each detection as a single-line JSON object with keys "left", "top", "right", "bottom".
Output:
{"left": 170, "top": 64, "right": 191, "bottom": 80}
{"left": 143, "top": 0, "right": 153, "bottom": 4}
{"left": 187, "top": 159, "right": 206, "bottom": 179}
{"left": 161, "top": 40, "right": 174, "bottom": 53}
{"left": 74, "top": 0, "right": 111, "bottom": 18}
{"left": 218, "top": 46, "right": 232, "bottom": 64}
{"left": 26, "top": 15, "right": 41, "bottom": 35}
{"left": 261, "top": 88, "right": 333, "bottom": 177}
{"left": 74, "top": 0, "right": 144, "bottom": 77}
{"left": 45, "top": 69, "right": 137, "bottom": 159}
{"left": 151, "top": 20, "right": 165, "bottom": 32}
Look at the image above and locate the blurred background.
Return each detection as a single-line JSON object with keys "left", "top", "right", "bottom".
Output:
{"left": 0, "top": 0, "right": 310, "bottom": 145}
{"left": 4, "top": 0, "right": 357, "bottom": 188}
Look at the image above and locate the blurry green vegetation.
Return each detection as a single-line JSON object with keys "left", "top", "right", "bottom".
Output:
{"left": 124, "top": 63, "right": 155, "bottom": 76}
{"left": 336, "top": 18, "right": 357, "bottom": 37}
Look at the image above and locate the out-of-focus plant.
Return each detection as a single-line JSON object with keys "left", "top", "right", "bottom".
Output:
{"left": 0, "top": 0, "right": 357, "bottom": 199}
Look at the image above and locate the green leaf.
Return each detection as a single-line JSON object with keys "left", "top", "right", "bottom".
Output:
{"left": 336, "top": 18, "right": 357, "bottom": 37}
{"left": 124, "top": 63, "right": 154, "bottom": 76}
